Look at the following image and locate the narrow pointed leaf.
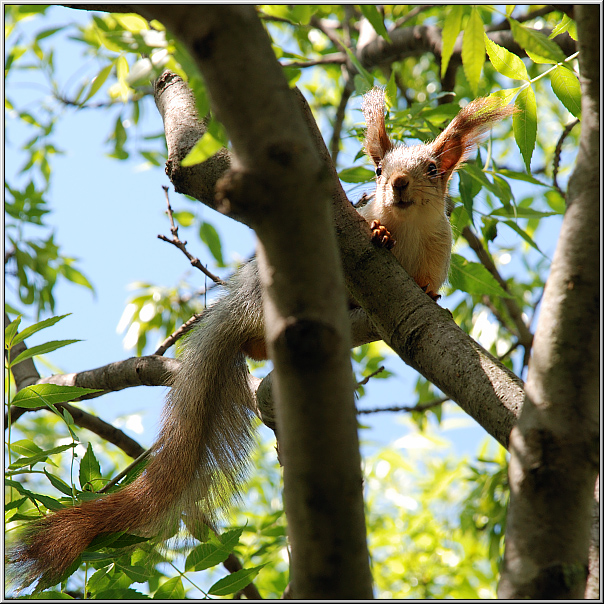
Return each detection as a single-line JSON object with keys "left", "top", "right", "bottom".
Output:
{"left": 462, "top": 8, "right": 485, "bottom": 97}
{"left": 441, "top": 5, "right": 464, "bottom": 78}
{"left": 10, "top": 339, "right": 81, "bottom": 366}
{"left": 513, "top": 86, "right": 537, "bottom": 172}
{"left": 550, "top": 65, "right": 581, "bottom": 118}
{"left": 208, "top": 565, "right": 266, "bottom": 596}
{"left": 10, "top": 313, "right": 70, "bottom": 346}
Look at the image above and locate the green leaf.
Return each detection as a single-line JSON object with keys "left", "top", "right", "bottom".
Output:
{"left": 458, "top": 170, "right": 479, "bottom": 225}
{"left": 513, "top": 86, "right": 537, "bottom": 172}
{"left": 185, "top": 543, "right": 230, "bottom": 572}
{"left": 9, "top": 438, "right": 43, "bottom": 457}
{"left": 115, "top": 563, "right": 151, "bottom": 583}
{"left": 218, "top": 526, "right": 245, "bottom": 551}
{"left": 83, "top": 63, "right": 113, "bottom": 103}
{"left": 26, "top": 592, "right": 74, "bottom": 599}
{"left": 5, "top": 315, "right": 22, "bottom": 347}
{"left": 181, "top": 131, "right": 223, "bottom": 166}
{"left": 550, "top": 66, "right": 581, "bottom": 118}
{"left": 490, "top": 207, "right": 560, "bottom": 219}
{"left": 79, "top": 442, "right": 103, "bottom": 491}
{"left": 94, "top": 589, "right": 149, "bottom": 599}
{"left": 441, "top": 6, "right": 464, "bottom": 78}
{"left": 199, "top": 221, "right": 224, "bottom": 267}
{"left": 59, "top": 264, "right": 95, "bottom": 291}
{"left": 283, "top": 66, "right": 301, "bottom": 87}
{"left": 385, "top": 71, "right": 397, "bottom": 109}
{"left": 172, "top": 211, "right": 195, "bottom": 227}
{"left": 462, "top": 8, "right": 485, "bottom": 97}
{"left": 5, "top": 496, "right": 28, "bottom": 512}
{"left": 359, "top": 5, "right": 391, "bottom": 43}
{"left": 483, "top": 35, "right": 528, "bottom": 81}
{"left": 44, "top": 469, "right": 75, "bottom": 496}
{"left": 10, "top": 313, "right": 70, "bottom": 347}
{"left": 509, "top": 19, "right": 566, "bottom": 63}
{"left": 112, "top": 13, "right": 148, "bottom": 33}
{"left": 208, "top": 565, "right": 266, "bottom": 596}
{"left": 104, "top": 533, "right": 151, "bottom": 548}
{"left": 12, "top": 384, "right": 102, "bottom": 409}
{"left": 9, "top": 338, "right": 81, "bottom": 366}
{"left": 502, "top": 220, "right": 544, "bottom": 255}
{"left": 559, "top": 16, "right": 577, "bottom": 41}
{"left": 154, "top": 576, "right": 185, "bottom": 599}
{"left": 8, "top": 443, "right": 77, "bottom": 470}
{"left": 341, "top": 44, "right": 373, "bottom": 88}
{"left": 35, "top": 26, "right": 65, "bottom": 41}
{"left": 496, "top": 168, "right": 549, "bottom": 187}
{"left": 338, "top": 166, "right": 374, "bottom": 183}
{"left": 449, "top": 254, "right": 512, "bottom": 298}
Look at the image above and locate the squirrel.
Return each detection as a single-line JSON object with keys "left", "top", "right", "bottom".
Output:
{"left": 9, "top": 88, "right": 514, "bottom": 591}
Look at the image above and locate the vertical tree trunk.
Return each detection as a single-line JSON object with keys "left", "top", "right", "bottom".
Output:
{"left": 498, "top": 4, "right": 600, "bottom": 599}
{"left": 140, "top": 5, "right": 374, "bottom": 599}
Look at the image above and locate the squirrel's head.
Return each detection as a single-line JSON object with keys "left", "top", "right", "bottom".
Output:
{"left": 362, "top": 88, "right": 516, "bottom": 217}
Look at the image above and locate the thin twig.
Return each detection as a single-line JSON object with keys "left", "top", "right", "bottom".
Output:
{"left": 281, "top": 55, "right": 346, "bottom": 69}
{"left": 154, "top": 312, "right": 205, "bottom": 356}
{"left": 99, "top": 448, "right": 151, "bottom": 493}
{"left": 553, "top": 118, "right": 580, "bottom": 196}
{"left": 356, "top": 366, "right": 385, "bottom": 388}
{"left": 390, "top": 5, "right": 434, "bottom": 31}
{"left": 158, "top": 186, "right": 227, "bottom": 286}
{"left": 330, "top": 77, "right": 355, "bottom": 164}
{"left": 358, "top": 396, "right": 449, "bottom": 415}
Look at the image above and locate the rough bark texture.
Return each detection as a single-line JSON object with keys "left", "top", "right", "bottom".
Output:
{"left": 154, "top": 70, "right": 231, "bottom": 213}
{"left": 140, "top": 6, "right": 373, "bottom": 599}
{"left": 497, "top": 5, "right": 600, "bottom": 599}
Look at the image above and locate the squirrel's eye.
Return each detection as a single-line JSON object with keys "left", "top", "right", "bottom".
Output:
{"left": 427, "top": 162, "right": 438, "bottom": 177}
{"left": 376, "top": 166, "right": 382, "bottom": 177}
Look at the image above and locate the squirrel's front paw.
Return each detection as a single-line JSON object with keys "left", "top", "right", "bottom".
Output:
{"left": 420, "top": 284, "right": 441, "bottom": 302}
{"left": 370, "top": 220, "right": 395, "bottom": 250}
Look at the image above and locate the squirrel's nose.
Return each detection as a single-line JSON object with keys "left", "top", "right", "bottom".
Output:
{"left": 391, "top": 175, "right": 409, "bottom": 191}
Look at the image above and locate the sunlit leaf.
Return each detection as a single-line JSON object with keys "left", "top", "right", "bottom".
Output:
{"left": 484, "top": 35, "right": 528, "bottom": 81}
{"left": 462, "top": 8, "right": 485, "bottom": 97}
{"left": 513, "top": 87, "right": 537, "bottom": 173}
{"left": 12, "top": 384, "right": 102, "bottom": 409}
{"left": 441, "top": 6, "right": 464, "bottom": 78}
{"left": 449, "top": 254, "right": 512, "bottom": 298}
{"left": 550, "top": 65, "right": 581, "bottom": 118}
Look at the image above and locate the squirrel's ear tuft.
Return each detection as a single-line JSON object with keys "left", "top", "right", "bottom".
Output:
{"left": 431, "top": 97, "right": 517, "bottom": 175}
{"left": 362, "top": 87, "right": 393, "bottom": 167}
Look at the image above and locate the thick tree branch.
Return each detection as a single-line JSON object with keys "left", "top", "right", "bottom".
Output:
{"left": 498, "top": 5, "right": 600, "bottom": 599}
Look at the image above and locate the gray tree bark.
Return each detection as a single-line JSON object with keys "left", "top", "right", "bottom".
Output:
{"left": 141, "top": 5, "right": 374, "bottom": 599}
{"left": 497, "top": 4, "right": 600, "bottom": 599}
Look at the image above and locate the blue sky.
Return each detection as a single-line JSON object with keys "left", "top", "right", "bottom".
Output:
{"left": 5, "top": 6, "right": 569, "bottom": 466}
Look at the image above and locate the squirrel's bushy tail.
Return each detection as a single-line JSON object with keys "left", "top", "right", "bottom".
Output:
{"left": 10, "top": 262, "right": 264, "bottom": 591}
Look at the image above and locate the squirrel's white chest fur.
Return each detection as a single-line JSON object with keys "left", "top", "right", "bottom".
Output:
{"left": 358, "top": 144, "right": 453, "bottom": 293}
